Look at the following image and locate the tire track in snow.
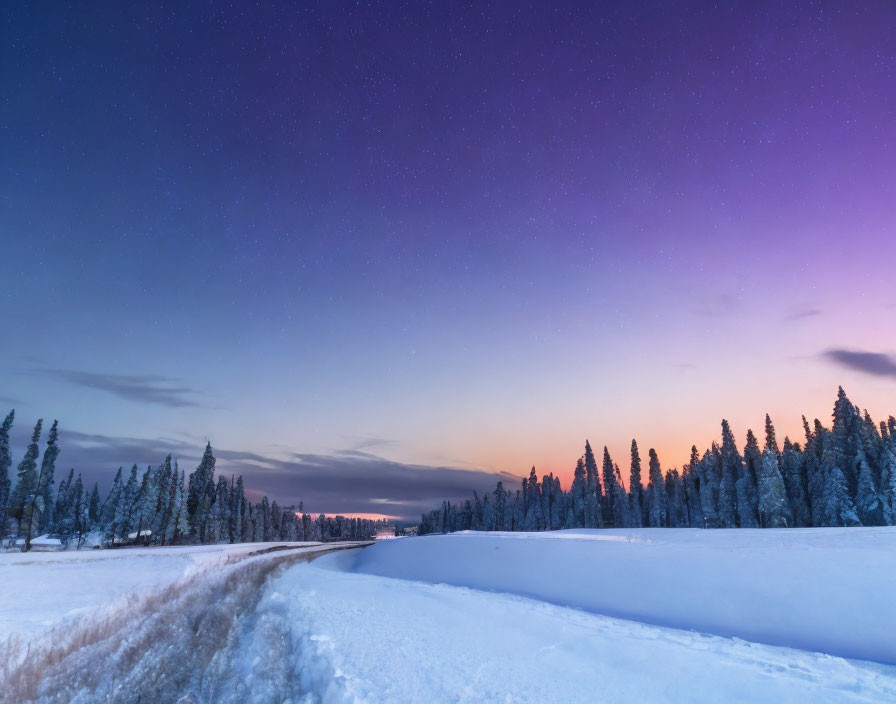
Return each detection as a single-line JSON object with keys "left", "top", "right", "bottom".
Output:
{"left": 1, "top": 544, "right": 368, "bottom": 704}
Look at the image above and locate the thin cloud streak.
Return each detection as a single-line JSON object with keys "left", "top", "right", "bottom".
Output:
{"left": 823, "top": 349, "right": 896, "bottom": 379}
{"left": 26, "top": 368, "right": 202, "bottom": 407}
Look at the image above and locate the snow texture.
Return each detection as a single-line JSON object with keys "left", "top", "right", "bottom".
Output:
{"left": 352, "top": 528, "right": 896, "bottom": 665}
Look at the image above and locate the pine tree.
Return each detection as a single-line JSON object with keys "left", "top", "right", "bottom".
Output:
{"left": 583, "top": 441, "right": 601, "bottom": 528}
{"left": 9, "top": 419, "right": 42, "bottom": 525}
{"left": 855, "top": 446, "right": 884, "bottom": 526}
{"left": 570, "top": 458, "right": 586, "bottom": 528}
{"left": 718, "top": 420, "right": 739, "bottom": 528}
{"left": 647, "top": 449, "right": 666, "bottom": 527}
{"left": 697, "top": 445, "right": 721, "bottom": 528}
{"left": 781, "top": 438, "right": 810, "bottom": 527}
{"left": 805, "top": 419, "right": 826, "bottom": 526}
{"left": 758, "top": 446, "right": 790, "bottom": 527}
{"left": 756, "top": 417, "right": 790, "bottom": 528}
{"left": 0, "top": 410, "right": 13, "bottom": 536}
{"left": 36, "top": 420, "right": 60, "bottom": 534}
{"left": 101, "top": 468, "right": 124, "bottom": 540}
{"left": 629, "top": 440, "right": 644, "bottom": 527}
{"left": 737, "top": 430, "right": 761, "bottom": 528}
{"left": 821, "top": 441, "right": 860, "bottom": 527}
{"left": 683, "top": 446, "right": 704, "bottom": 528}
{"left": 88, "top": 482, "right": 101, "bottom": 529}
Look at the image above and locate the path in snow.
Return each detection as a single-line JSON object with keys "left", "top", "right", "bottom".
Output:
{"left": 0, "top": 543, "right": 368, "bottom": 704}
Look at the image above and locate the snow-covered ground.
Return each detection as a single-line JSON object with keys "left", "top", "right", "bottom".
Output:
{"left": 0, "top": 542, "right": 327, "bottom": 645}
{"left": 263, "top": 547, "right": 896, "bottom": 703}
{"left": 352, "top": 528, "right": 896, "bottom": 664}
{"left": 5, "top": 529, "right": 896, "bottom": 703}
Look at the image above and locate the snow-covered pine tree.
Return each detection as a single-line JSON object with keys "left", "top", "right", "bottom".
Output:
{"left": 805, "top": 418, "right": 826, "bottom": 526}
{"left": 583, "top": 441, "right": 602, "bottom": 528}
{"left": 0, "top": 410, "right": 13, "bottom": 536}
{"left": 9, "top": 419, "right": 42, "bottom": 528}
{"left": 647, "top": 448, "right": 666, "bottom": 527}
{"left": 718, "top": 420, "right": 739, "bottom": 528}
{"left": 570, "top": 457, "right": 586, "bottom": 528}
{"left": 35, "top": 420, "right": 59, "bottom": 534}
{"left": 756, "top": 417, "right": 790, "bottom": 528}
{"left": 87, "top": 482, "right": 101, "bottom": 529}
{"left": 737, "top": 430, "right": 761, "bottom": 528}
{"left": 53, "top": 468, "right": 75, "bottom": 539}
{"left": 114, "top": 465, "right": 140, "bottom": 541}
{"left": 100, "top": 467, "right": 124, "bottom": 540}
{"left": 781, "top": 438, "right": 810, "bottom": 527}
{"left": 683, "top": 446, "right": 704, "bottom": 528}
{"left": 664, "top": 469, "right": 688, "bottom": 527}
{"left": 758, "top": 446, "right": 790, "bottom": 527}
{"left": 821, "top": 439, "right": 860, "bottom": 527}
{"left": 697, "top": 445, "right": 721, "bottom": 528}
{"left": 629, "top": 439, "right": 644, "bottom": 527}
{"left": 855, "top": 446, "right": 885, "bottom": 526}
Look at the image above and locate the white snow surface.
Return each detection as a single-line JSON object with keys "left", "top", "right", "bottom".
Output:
{"left": 0, "top": 541, "right": 326, "bottom": 644}
{"left": 6, "top": 529, "right": 896, "bottom": 703}
{"left": 351, "top": 528, "right": 896, "bottom": 665}
{"left": 257, "top": 544, "right": 896, "bottom": 703}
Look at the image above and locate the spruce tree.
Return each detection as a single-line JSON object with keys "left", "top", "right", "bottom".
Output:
{"left": 86, "top": 482, "right": 100, "bottom": 530}
{"left": 11, "top": 419, "right": 42, "bottom": 536}
{"left": 101, "top": 468, "right": 124, "bottom": 540}
{"left": 629, "top": 440, "right": 644, "bottom": 527}
{"left": 758, "top": 446, "right": 790, "bottom": 527}
{"left": 683, "top": 446, "right": 704, "bottom": 528}
{"left": 0, "top": 410, "right": 13, "bottom": 535}
{"left": 737, "top": 430, "right": 761, "bottom": 528}
{"left": 583, "top": 441, "right": 601, "bottom": 527}
{"left": 570, "top": 458, "right": 586, "bottom": 527}
{"left": 647, "top": 448, "right": 666, "bottom": 527}
{"left": 35, "top": 420, "right": 59, "bottom": 534}
{"left": 718, "top": 420, "right": 740, "bottom": 528}
{"left": 781, "top": 438, "right": 810, "bottom": 527}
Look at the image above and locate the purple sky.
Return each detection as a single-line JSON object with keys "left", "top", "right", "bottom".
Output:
{"left": 2, "top": 2, "right": 895, "bottom": 520}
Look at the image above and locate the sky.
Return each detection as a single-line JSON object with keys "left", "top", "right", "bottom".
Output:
{"left": 2, "top": 2, "right": 896, "bottom": 521}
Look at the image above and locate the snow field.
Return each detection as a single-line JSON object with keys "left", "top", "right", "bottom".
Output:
{"left": 351, "top": 528, "right": 896, "bottom": 664}
{"left": 258, "top": 548, "right": 896, "bottom": 703}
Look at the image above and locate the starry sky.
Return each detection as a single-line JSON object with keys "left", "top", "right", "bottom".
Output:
{"left": 2, "top": 2, "right": 896, "bottom": 521}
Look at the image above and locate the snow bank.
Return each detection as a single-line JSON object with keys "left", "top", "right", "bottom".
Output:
{"left": 351, "top": 528, "right": 896, "bottom": 664}
{"left": 259, "top": 550, "right": 896, "bottom": 703}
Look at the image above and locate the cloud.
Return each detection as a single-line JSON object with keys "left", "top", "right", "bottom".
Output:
{"left": 823, "top": 349, "right": 896, "bottom": 379}
{"left": 0, "top": 396, "right": 24, "bottom": 407}
{"left": 27, "top": 368, "right": 201, "bottom": 407}
{"left": 8, "top": 426, "right": 514, "bottom": 523}
{"left": 227, "top": 451, "right": 518, "bottom": 521}
{"left": 785, "top": 307, "right": 822, "bottom": 321}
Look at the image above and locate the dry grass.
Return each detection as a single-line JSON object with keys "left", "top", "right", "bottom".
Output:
{"left": 0, "top": 544, "right": 360, "bottom": 704}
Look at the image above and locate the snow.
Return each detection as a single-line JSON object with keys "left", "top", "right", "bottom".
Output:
{"left": 0, "top": 541, "right": 328, "bottom": 645}
{"left": 351, "top": 528, "right": 896, "bottom": 665}
{"left": 252, "top": 544, "right": 896, "bottom": 703}
{"left": 5, "top": 529, "right": 896, "bottom": 702}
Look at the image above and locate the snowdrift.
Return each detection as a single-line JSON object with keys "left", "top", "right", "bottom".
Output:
{"left": 352, "top": 528, "right": 896, "bottom": 664}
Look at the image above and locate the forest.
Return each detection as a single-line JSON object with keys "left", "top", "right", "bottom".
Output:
{"left": 0, "top": 413, "right": 390, "bottom": 550}
{"left": 419, "top": 388, "right": 896, "bottom": 534}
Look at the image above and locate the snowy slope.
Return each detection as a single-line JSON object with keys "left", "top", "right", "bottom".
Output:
{"left": 0, "top": 542, "right": 325, "bottom": 644}
{"left": 351, "top": 528, "right": 896, "bottom": 665}
{"left": 253, "top": 549, "right": 896, "bottom": 703}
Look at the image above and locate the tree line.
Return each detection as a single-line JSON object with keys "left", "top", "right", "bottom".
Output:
{"left": 419, "top": 388, "right": 896, "bottom": 534}
{"left": 0, "top": 411, "right": 390, "bottom": 550}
